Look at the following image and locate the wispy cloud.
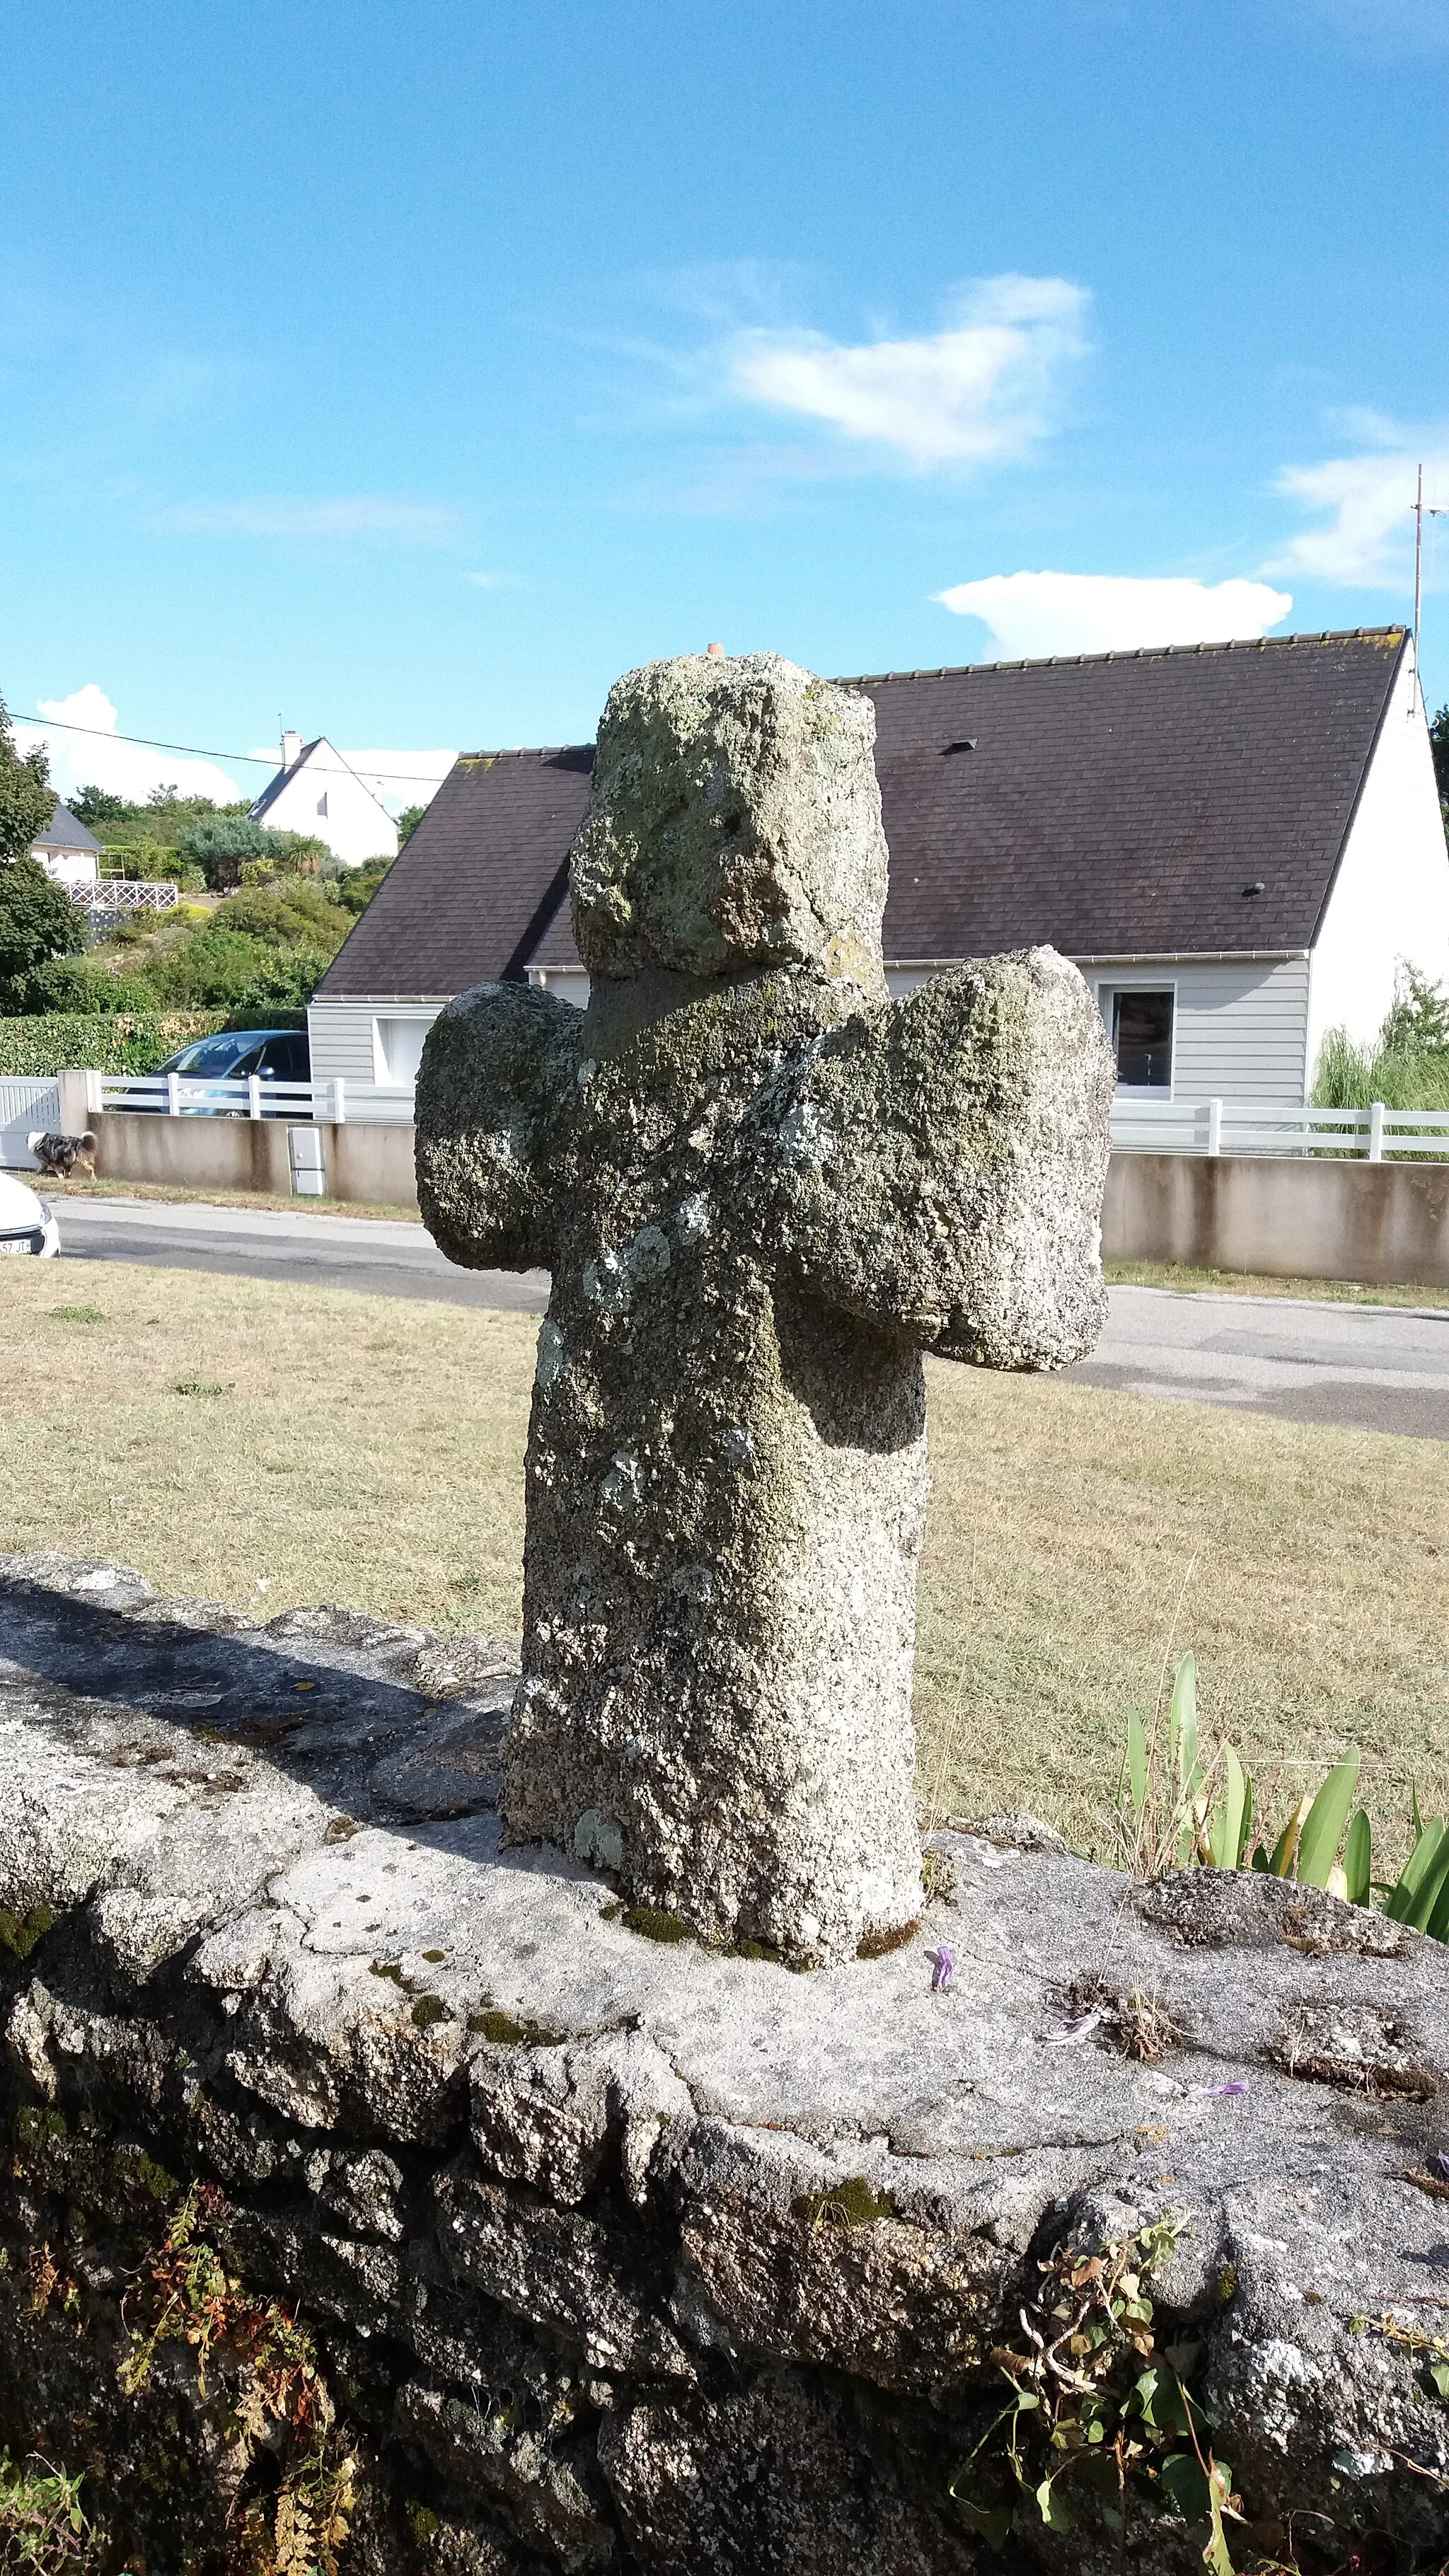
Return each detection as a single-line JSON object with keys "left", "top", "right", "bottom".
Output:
{"left": 1264, "top": 423, "right": 1444, "bottom": 584}
{"left": 156, "top": 495, "right": 460, "bottom": 543}
{"left": 464, "top": 570, "right": 516, "bottom": 589}
{"left": 1283, "top": 0, "right": 1449, "bottom": 57}
{"left": 935, "top": 571, "right": 1293, "bottom": 657}
{"left": 727, "top": 275, "right": 1091, "bottom": 470}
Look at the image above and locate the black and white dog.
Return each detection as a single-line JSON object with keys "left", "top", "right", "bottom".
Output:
{"left": 27, "top": 1130, "right": 97, "bottom": 1179}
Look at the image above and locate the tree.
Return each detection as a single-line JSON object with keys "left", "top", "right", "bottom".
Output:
{"left": 0, "top": 853, "right": 86, "bottom": 1011}
{"left": 0, "top": 697, "right": 54, "bottom": 866}
{"left": 71, "top": 784, "right": 132, "bottom": 829}
{"left": 181, "top": 814, "right": 327, "bottom": 891}
{"left": 1421, "top": 700, "right": 1448, "bottom": 861}
{"left": 335, "top": 854, "right": 394, "bottom": 916}
{"left": 395, "top": 804, "right": 427, "bottom": 846}
{"left": 1381, "top": 959, "right": 1449, "bottom": 1057}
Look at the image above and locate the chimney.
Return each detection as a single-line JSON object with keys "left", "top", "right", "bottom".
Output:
{"left": 282, "top": 729, "right": 302, "bottom": 771}
{"left": 705, "top": 641, "right": 724, "bottom": 659}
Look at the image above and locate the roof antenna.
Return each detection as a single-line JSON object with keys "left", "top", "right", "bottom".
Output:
{"left": 1412, "top": 463, "right": 1443, "bottom": 718}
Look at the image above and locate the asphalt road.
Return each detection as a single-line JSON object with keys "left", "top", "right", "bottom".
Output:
{"left": 50, "top": 1196, "right": 1449, "bottom": 1439}
{"left": 53, "top": 1194, "right": 549, "bottom": 1313}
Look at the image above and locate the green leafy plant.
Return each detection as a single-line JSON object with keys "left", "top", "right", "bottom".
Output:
{"left": 1116, "top": 1652, "right": 1449, "bottom": 1936}
{"left": 949, "top": 2218, "right": 1240, "bottom": 2565}
{"left": 0, "top": 2449, "right": 108, "bottom": 2571}
{"left": 120, "top": 2183, "right": 357, "bottom": 2576}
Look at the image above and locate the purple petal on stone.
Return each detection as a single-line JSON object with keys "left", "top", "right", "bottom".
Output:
{"left": 929, "top": 1946, "right": 954, "bottom": 1992}
{"left": 1429, "top": 2152, "right": 1449, "bottom": 2181}
{"left": 1203, "top": 2081, "right": 1249, "bottom": 2098}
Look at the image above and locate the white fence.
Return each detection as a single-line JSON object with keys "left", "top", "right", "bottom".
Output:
{"left": 0, "top": 1078, "right": 61, "bottom": 1169}
{"left": 84, "top": 1072, "right": 416, "bottom": 1126}
{"left": 1110, "top": 1097, "right": 1449, "bottom": 1160}
{"left": 73, "top": 882, "right": 179, "bottom": 914}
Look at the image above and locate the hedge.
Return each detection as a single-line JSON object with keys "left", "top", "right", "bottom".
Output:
{"left": 0, "top": 1013, "right": 229, "bottom": 1078}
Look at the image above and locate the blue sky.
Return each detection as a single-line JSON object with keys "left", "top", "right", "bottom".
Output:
{"left": 4, "top": 0, "right": 1449, "bottom": 808}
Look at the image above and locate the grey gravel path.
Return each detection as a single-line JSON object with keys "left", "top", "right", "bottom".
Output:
{"left": 51, "top": 1198, "right": 1449, "bottom": 1437}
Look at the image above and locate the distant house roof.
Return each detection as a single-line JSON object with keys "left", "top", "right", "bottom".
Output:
{"left": 316, "top": 628, "right": 1409, "bottom": 1000}
{"left": 250, "top": 737, "right": 393, "bottom": 828}
{"left": 32, "top": 799, "right": 101, "bottom": 856}
{"left": 250, "top": 739, "right": 323, "bottom": 823}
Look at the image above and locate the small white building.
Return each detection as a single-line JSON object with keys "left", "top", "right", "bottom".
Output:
{"left": 310, "top": 630, "right": 1449, "bottom": 1108}
{"left": 30, "top": 801, "right": 100, "bottom": 890}
{"left": 250, "top": 732, "right": 398, "bottom": 870}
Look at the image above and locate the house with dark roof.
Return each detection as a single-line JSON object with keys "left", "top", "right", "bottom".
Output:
{"left": 250, "top": 731, "right": 398, "bottom": 870}
{"left": 30, "top": 799, "right": 101, "bottom": 891}
{"left": 309, "top": 628, "right": 1449, "bottom": 1107}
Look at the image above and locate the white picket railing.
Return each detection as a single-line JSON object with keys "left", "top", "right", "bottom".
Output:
{"left": 70, "top": 1073, "right": 1449, "bottom": 1159}
{"left": 85, "top": 1072, "right": 416, "bottom": 1126}
{"left": 0, "top": 1078, "right": 61, "bottom": 1169}
{"left": 1109, "top": 1097, "right": 1449, "bottom": 1160}
{"left": 73, "top": 881, "right": 179, "bottom": 913}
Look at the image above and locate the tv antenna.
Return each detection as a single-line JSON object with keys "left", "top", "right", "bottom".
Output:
{"left": 1413, "top": 461, "right": 1444, "bottom": 714}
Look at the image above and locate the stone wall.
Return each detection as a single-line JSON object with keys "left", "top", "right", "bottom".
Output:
{"left": 3, "top": 1556, "right": 1449, "bottom": 2574}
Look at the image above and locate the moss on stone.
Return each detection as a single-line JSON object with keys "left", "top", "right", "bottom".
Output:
{"left": 791, "top": 2177, "right": 896, "bottom": 2229}
{"left": 410, "top": 1994, "right": 449, "bottom": 2029}
{"left": 621, "top": 1906, "right": 691, "bottom": 1945}
{"left": 466, "top": 2008, "right": 565, "bottom": 2046}
{"left": 0, "top": 1901, "right": 57, "bottom": 1960}
{"left": 855, "top": 1918, "right": 919, "bottom": 1960}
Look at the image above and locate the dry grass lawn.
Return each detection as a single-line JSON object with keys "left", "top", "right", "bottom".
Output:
{"left": 2, "top": 1261, "right": 1445, "bottom": 1856}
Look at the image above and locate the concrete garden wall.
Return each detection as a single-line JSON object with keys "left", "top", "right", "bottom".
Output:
{"left": 1103, "top": 1150, "right": 1449, "bottom": 1287}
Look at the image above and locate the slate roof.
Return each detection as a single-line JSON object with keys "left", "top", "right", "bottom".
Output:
{"left": 316, "top": 629, "right": 1409, "bottom": 999}
{"left": 318, "top": 748, "right": 594, "bottom": 995}
{"left": 32, "top": 800, "right": 100, "bottom": 855}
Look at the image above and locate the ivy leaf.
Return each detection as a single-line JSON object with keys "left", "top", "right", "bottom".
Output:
{"left": 1035, "top": 2476, "right": 1076, "bottom": 2531}
{"left": 1430, "top": 2361, "right": 1449, "bottom": 2400}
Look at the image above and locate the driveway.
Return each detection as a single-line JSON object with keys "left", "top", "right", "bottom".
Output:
{"left": 52, "top": 1197, "right": 1449, "bottom": 1439}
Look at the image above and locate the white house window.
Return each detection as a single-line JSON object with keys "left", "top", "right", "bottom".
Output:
{"left": 316, "top": 792, "right": 328, "bottom": 817}
{"left": 372, "top": 1017, "right": 429, "bottom": 1085}
{"left": 1104, "top": 988, "right": 1174, "bottom": 1092}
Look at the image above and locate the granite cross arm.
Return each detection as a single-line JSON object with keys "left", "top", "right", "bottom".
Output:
{"left": 417, "top": 650, "right": 1114, "bottom": 1965}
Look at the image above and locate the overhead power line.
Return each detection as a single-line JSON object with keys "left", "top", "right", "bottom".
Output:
{"left": 13, "top": 707, "right": 456, "bottom": 787}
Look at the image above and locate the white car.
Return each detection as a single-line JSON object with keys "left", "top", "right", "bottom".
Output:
{"left": 0, "top": 1171, "right": 59, "bottom": 1257}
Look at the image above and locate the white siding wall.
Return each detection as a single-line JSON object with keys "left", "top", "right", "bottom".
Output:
{"left": 317, "top": 954, "right": 1311, "bottom": 1104}
{"left": 1305, "top": 650, "right": 1449, "bottom": 1068}
{"left": 889, "top": 954, "right": 1311, "bottom": 1103}
{"left": 1078, "top": 955, "right": 1311, "bottom": 1104}
{"left": 306, "top": 997, "right": 422, "bottom": 1087}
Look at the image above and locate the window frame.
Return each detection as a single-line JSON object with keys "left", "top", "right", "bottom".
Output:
{"left": 1095, "top": 976, "right": 1178, "bottom": 1099}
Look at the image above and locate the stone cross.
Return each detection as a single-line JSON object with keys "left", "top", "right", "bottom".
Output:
{"left": 417, "top": 653, "right": 1114, "bottom": 1964}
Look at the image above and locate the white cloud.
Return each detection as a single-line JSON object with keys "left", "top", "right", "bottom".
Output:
{"left": 157, "top": 495, "right": 459, "bottom": 543}
{"left": 935, "top": 571, "right": 1293, "bottom": 658}
{"left": 1265, "top": 441, "right": 1442, "bottom": 584}
{"left": 729, "top": 275, "right": 1090, "bottom": 469}
{"left": 12, "top": 686, "right": 244, "bottom": 807}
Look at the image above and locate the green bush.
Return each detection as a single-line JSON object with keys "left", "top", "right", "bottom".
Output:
{"left": 1312, "top": 961, "right": 1449, "bottom": 1114}
{"left": 0, "top": 1012, "right": 226, "bottom": 1076}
